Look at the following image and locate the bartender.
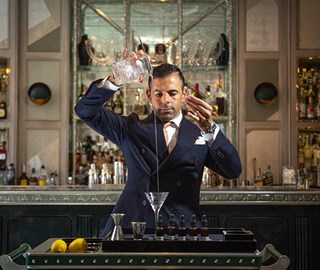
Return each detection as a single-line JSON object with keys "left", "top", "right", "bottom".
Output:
{"left": 75, "top": 49, "right": 242, "bottom": 237}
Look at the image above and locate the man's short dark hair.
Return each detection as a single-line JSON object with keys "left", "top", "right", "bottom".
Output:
{"left": 148, "top": 63, "right": 185, "bottom": 90}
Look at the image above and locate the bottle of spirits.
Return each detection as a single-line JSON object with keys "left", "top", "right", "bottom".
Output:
{"left": 166, "top": 213, "right": 176, "bottom": 240}
{"left": 29, "top": 168, "right": 38, "bottom": 186}
{"left": 189, "top": 215, "right": 198, "bottom": 241}
{"left": 215, "top": 78, "right": 226, "bottom": 115}
{"left": 200, "top": 214, "right": 209, "bottom": 241}
{"left": 155, "top": 214, "right": 164, "bottom": 241}
{"left": 306, "top": 84, "right": 316, "bottom": 120}
{"left": 38, "top": 165, "right": 47, "bottom": 186}
{"left": 18, "top": 163, "right": 29, "bottom": 186}
{"left": 75, "top": 165, "right": 86, "bottom": 185}
{"left": 88, "top": 163, "right": 98, "bottom": 187}
{"left": 192, "top": 83, "right": 201, "bottom": 99}
{"left": 298, "top": 134, "right": 305, "bottom": 169}
{"left": 263, "top": 165, "right": 273, "bottom": 186}
{"left": 133, "top": 88, "right": 145, "bottom": 115}
{"left": 0, "top": 140, "right": 6, "bottom": 171}
{"left": 77, "top": 34, "right": 91, "bottom": 66}
{"left": 303, "top": 134, "right": 312, "bottom": 168}
{"left": 254, "top": 168, "right": 264, "bottom": 187}
{"left": 5, "top": 163, "right": 15, "bottom": 185}
{"left": 113, "top": 92, "right": 124, "bottom": 115}
{"left": 298, "top": 87, "right": 307, "bottom": 120}
{"left": 178, "top": 215, "right": 186, "bottom": 241}
{"left": 0, "top": 100, "right": 7, "bottom": 119}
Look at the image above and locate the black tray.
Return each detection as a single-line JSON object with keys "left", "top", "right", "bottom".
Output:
{"left": 102, "top": 228, "right": 257, "bottom": 253}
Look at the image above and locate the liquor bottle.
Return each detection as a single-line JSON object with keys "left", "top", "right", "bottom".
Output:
{"left": 0, "top": 141, "right": 6, "bottom": 171}
{"left": 303, "top": 134, "right": 312, "bottom": 168}
{"left": 155, "top": 214, "right": 164, "bottom": 241}
{"left": 263, "top": 165, "right": 273, "bottom": 186}
{"left": 78, "top": 34, "right": 91, "bottom": 66}
{"left": 88, "top": 163, "right": 97, "bottom": 187}
{"left": 298, "top": 87, "right": 307, "bottom": 120}
{"left": 100, "top": 163, "right": 108, "bottom": 184}
{"left": 166, "top": 213, "right": 176, "bottom": 240}
{"left": 29, "top": 168, "right": 38, "bottom": 186}
{"left": 0, "top": 100, "right": 7, "bottom": 119}
{"left": 306, "top": 84, "right": 316, "bottom": 120}
{"left": 19, "top": 163, "right": 29, "bottom": 186}
{"left": 215, "top": 78, "right": 226, "bottom": 115}
{"left": 254, "top": 168, "right": 263, "bottom": 187}
{"left": 75, "top": 165, "right": 86, "bottom": 185}
{"left": 189, "top": 215, "right": 198, "bottom": 241}
{"left": 113, "top": 92, "right": 124, "bottom": 115}
{"left": 192, "top": 83, "right": 201, "bottom": 98}
{"left": 205, "top": 85, "right": 215, "bottom": 109}
{"left": 6, "top": 163, "right": 15, "bottom": 185}
{"left": 316, "top": 91, "right": 320, "bottom": 120}
{"left": 38, "top": 165, "right": 47, "bottom": 186}
{"left": 133, "top": 88, "right": 145, "bottom": 115}
{"left": 200, "top": 214, "right": 209, "bottom": 241}
{"left": 178, "top": 215, "right": 186, "bottom": 241}
{"left": 298, "top": 134, "right": 305, "bottom": 169}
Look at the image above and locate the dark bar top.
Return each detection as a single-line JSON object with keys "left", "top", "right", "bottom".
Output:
{"left": 0, "top": 184, "right": 320, "bottom": 205}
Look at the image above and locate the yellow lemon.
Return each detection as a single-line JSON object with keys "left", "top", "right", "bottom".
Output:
{"left": 50, "top": 239, "right": 67, "bottom": 253}
{"left": 68, "top": 238, "right": 88, "bottom": 253}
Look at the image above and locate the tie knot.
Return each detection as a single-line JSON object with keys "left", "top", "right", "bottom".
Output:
{"left": 163, "top": 121, "right": 173, "bottom": 129}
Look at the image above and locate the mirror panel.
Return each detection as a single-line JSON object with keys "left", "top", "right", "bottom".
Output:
{"left": 26, "top": 129, "right": 60, "bottom": 178}
{"left": 28, "top": 0, "right": 61, "bottom": 52}
{"left": 246, "top": 130, "right": 280, "bottom": 184}
{"left": 245, "top": 0, "right": 279, "bottom": 52}
{"left": 0, "top": 0, "right": 9, "bottom": 49}
{"left": 298, "top": 0, "right": 320, "bottom": 49}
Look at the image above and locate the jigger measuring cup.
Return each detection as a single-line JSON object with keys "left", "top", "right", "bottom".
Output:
{"left": 111, "top": 213, "right": 125, "bottom": 241}
{"left": 131, "top": 221, "right": 146, "bottom": 240}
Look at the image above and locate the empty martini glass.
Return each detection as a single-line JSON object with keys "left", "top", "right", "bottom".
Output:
{"left": 144, "top": 192, "right": 169, "bottom": 230}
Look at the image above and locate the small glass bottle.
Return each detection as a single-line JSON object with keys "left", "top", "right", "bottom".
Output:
{"left": 29, "top": 168, "right": 38, "bottom": 186}
{"left": 155, "top": 214, "right": 164, "bottom": 241}
{"left": 189, "top": 215, "right": 198, "bottom": 241}
{"left": 200, "top": 214, "right": 209, "bottom": 241}
{"left": 38, "top": 165, "right": 47, "bottom": 186}
{"left": 166, "top": 213, "right": 175, "bottom": 240}
{"left": 6, "top": 163, "right": 15, "bottom": 185}
{"left": 178, "top": 215, "right": 186, "bottom": 241}
{"left": 18, "top": 163, "right": 29, "bottom": 186}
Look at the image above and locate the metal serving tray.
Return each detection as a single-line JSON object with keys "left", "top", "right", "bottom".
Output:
{"left": 0, "top": 228, "right": 290, "bottom": 269}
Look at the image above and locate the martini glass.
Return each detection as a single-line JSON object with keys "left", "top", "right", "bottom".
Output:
{"left": 144, "top": 192, "right": 169, "bottom": 229}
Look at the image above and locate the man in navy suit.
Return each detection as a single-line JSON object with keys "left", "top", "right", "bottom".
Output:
{"left": 75, "top": 49, "right": 242, "bottom": 237}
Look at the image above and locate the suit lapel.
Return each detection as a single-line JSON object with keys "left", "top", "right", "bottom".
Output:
{"left": 159, "top": 116, "right": 200, "bottom": 169}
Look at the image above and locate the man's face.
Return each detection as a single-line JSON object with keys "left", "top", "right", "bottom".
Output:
{"left": 146, "top": 72, "right": 188, "bottom": 123}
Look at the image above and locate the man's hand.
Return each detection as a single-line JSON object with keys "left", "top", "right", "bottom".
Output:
{"left": 184, "top": 95, "right": 214, "bottom": 132}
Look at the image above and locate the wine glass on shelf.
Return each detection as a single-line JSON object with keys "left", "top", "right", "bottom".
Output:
{"left": 144, "top": 192, "right": 169, "bottom": 230}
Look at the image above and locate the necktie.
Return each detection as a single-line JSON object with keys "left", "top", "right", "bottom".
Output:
{"left": 163, "top": 122, "right": 177, "bottom": 153}
{"left": 163, "top": 122, "right": 171, "bottom": 146}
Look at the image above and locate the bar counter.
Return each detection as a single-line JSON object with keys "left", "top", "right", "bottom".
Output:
{"left": 1, "top": 185, "right": 320, "bottom": 270}
{"left": 0, "top": 185, "right": 320, "bottom": 205}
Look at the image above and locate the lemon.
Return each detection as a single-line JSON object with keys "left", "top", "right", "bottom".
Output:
{"left": 68, "top": 238, "right": 88, "bottom": 253}
{"left": 50, "top": 239, "right": 67, "bottom": 253}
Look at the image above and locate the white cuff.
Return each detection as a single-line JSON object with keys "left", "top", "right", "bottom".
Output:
{"left": 97, "top": 77, "right": 119, "bottom": 91}
{"left": 201, "top": 125, "right": 220, "bottom": 147}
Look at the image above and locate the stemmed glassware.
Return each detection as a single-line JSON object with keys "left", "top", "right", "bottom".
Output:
{"left": 144, "top": 192, "right": 169, "bottom": 229}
